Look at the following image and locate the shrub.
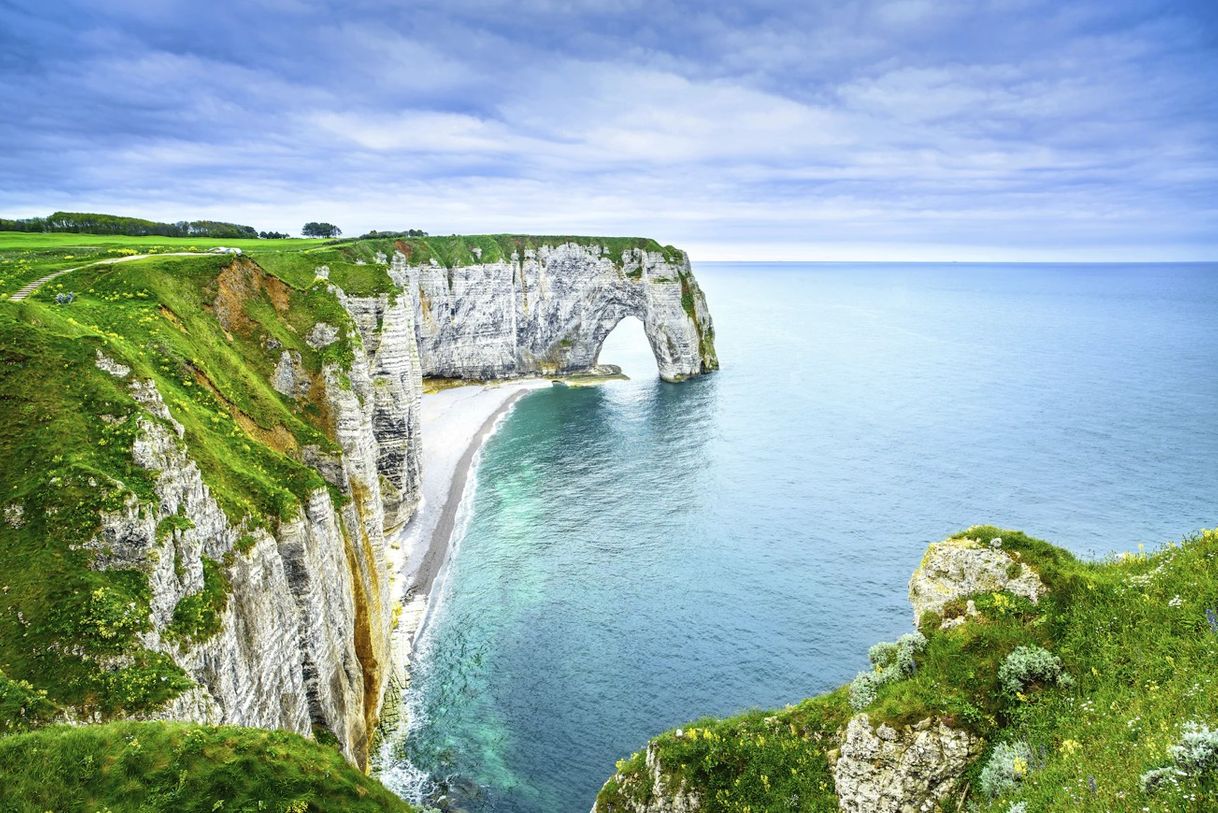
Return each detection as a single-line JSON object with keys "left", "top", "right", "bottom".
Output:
{"left": 1142, "top": 721, "right": 1218, "bottom": 794}
{"left": 1139, "top": 765, "right": 1182, "bottom": 794}
{"left": 0, "top": 670, "right": 57, "bottom": 733}
{"left": 849, "top": 631, "right": 927, "bottom": 710}
{"left": 999, "top": 645, "right": 1067, "bottom": 695}
{"left": 1170, "top": 721, "right": 1218, "bottom": 774}
{"left": 980, "top": 740, "right": 1033, "bottom": 798}
{"left": 849, "top": 670, "right": 883, "bottom": 710}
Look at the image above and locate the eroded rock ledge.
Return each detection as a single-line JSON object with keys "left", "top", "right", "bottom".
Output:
{"left": 832, "top": 714, "right": 983, "bottom": 813}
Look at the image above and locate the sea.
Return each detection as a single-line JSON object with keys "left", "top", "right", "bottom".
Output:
{"left": 387, "top": 262, "right": 1218, "bottom": 812}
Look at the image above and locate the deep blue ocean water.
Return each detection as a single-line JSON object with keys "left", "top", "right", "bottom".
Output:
{"left": 394, "top": 262, "right": 1218, "bottom": 812}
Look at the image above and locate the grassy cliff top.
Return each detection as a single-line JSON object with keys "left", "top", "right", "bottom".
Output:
{"left": 0, "top": 721, "right": 416, "bottom": 812}
{"left": 0, "top": 230, "right": 688, "bottom": 299}
{"left": 597, "top": 527, "right": 1218, "bottom": 813}
{"left": 0, "top": 244, "right": 417, "bottom": 808}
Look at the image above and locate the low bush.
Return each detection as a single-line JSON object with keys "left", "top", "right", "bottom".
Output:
{"left": 1141, "top": 721, "right": 1218, "bottom": 794}
{"left": 998, "top": 645, "right": 1072, "bottom": 695}
{"left": 849, "top": 632, "right": 927, "bottom": 711}
{"left": 979, "top": 740, "right": 1033, "bottom": 798}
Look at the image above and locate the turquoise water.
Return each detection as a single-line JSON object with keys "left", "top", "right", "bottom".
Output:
{"left": 396, "top": 262, "right": 1218, "bottom": 812}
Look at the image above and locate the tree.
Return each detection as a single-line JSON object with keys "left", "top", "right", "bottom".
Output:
{"left": 302, "top": 222, "right": 342, "bottom": 238}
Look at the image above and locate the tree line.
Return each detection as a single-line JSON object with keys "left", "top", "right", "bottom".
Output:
{"left": 1, "top": 212, "right": 429, "bottom": 242}
{"left": 0, "top": 212, "right": 260, "bottom": 239}
{"left": 358, "top": 228, "right": 428, "bottom": 238}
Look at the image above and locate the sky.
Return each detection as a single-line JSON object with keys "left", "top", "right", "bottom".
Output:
{"left": 1, "top": 0, "right": 1216, "bottom": 261}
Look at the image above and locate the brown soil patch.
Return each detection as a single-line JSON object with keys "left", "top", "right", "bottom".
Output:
{"left": 189, "top": 365, "right": 298, "bottom": 455}
{"left": 340, "top": 481, "right": 387, "bottom": 769}
{"left": 212, "top": 259, "right": 262, "bottom": 335}
{"left": 417, "top": 285, "right": 434, "bottom": 328}
{"left": 265, "top": 275, "right": 292, "bottom": 314}
{"left": 159, "top": 305, "right": 187, "bottom": 333}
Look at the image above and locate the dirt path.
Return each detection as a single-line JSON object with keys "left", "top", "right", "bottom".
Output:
{"left": 8, "top": 252, "right": 211, "bottom": 302}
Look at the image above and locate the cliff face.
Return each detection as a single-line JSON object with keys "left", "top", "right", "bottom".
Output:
{"left": 89, "top": 296, "right": 410, "bottom": 767}
{"left": 0, "top": 237, "right": 717, "bottom": 772}
{"left": 406, "top": 243, "right": 718, "bottom": 383}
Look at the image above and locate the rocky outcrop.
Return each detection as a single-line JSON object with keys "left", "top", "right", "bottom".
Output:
{"left": 90, "top": 323, "right": 403, "bottom": 766}
{"left": 405, "top": 243, "right": 717, "bottom": 383}
{"left": 593, "top": 742, "right": 702, "bottom": 813}
{"left": 832, "top": 714, "right": 983, "bottom": 813}
{"left": 88, "top": 366, "right": 315, "bottom": 745}
{"left": 908, "top": 533, "right": 1046, "bottom": 626}
{"left": 340, "top": 274, "right": 423, "bottom": 532}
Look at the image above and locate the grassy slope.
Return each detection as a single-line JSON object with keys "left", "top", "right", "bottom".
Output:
{"left": 597, "top": 527, "right": 1218, "bottom": 813}
{"left": 0, "top": 250, "right": 360, "bottom": 717}
{"left": 0, "top": 232, "right": 325, "bottom": 297}
{"left": 0, "top": 242, "right": 420, "bottom": 809}
{"left": 0, "top": 721, "right": 415, "bottom": 813}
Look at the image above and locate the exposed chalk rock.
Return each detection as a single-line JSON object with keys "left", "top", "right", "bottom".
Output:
{"left": 592, "top": 742, "right": 703, "bottom": 813}
{"left": 94, "top": 349, "right": 130, "bottom": 378}
{"left": 306, "top": 322, "right": 339, "bottom": 349}
{"left": 272, "top": 350, "right": 308, "bottom": 398}
{"left": 832, "top": 714, "right": 984, "bottom": 813}
{"left": 338, "top": 261, "right": 424, "bottom": 531}
{"left": 404, "top": 243, "right": 717, "bottom": 383}
{"left": 908, "top": 534, "right": 1046, "bottom": 626}
{"left": 89, "top": 349, "right": 403, "bottom": 767}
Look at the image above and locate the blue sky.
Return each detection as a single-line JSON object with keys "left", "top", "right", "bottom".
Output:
{"left": 1, "top": 0, "right": 1216, "bottom": 260}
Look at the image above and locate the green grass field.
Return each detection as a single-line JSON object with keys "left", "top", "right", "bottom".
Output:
{"left": 0, "top": 231, "right": 327, "bottom": 252}
{"left": 0, "top": 231, "right": 328, "bottom": 298}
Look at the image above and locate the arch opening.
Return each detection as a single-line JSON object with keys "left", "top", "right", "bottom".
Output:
{"left": 594, "top": 315, "right": 658, "bottom": 379}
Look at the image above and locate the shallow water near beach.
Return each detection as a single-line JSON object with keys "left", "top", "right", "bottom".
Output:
{"left": 390, "top": 262, "right": 1218, "bottom": 812}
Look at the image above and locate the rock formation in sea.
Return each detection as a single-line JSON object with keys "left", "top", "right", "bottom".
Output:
{"left": 404, "top": 242, "right": 718, "bottom": 383}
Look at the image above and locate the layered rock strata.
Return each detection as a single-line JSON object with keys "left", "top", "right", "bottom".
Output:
{"left": 405, "top": 243, "right": 718, "bottom": 383}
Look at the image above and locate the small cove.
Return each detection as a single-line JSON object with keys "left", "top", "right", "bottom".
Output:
{"left": 389, "top": 261, "right": 1218, "bottom": 812}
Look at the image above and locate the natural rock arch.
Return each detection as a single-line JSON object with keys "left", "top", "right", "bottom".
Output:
{"left": 403, "top": 242, "right": 718, "bottom": 383}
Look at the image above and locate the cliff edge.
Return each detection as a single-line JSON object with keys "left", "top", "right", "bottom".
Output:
{"left": 0, "top": 233, "right": 718, "bottom": 775}
{"left": 593, "top": 526, "right": 1218, "bottom": 812}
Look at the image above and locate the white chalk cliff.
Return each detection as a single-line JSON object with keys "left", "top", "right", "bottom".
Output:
{"left": 406, "top": 243, "right": 718, "bottom": 382}
{"left": 84, "top": 240, "right": 716, "bottom": 767}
